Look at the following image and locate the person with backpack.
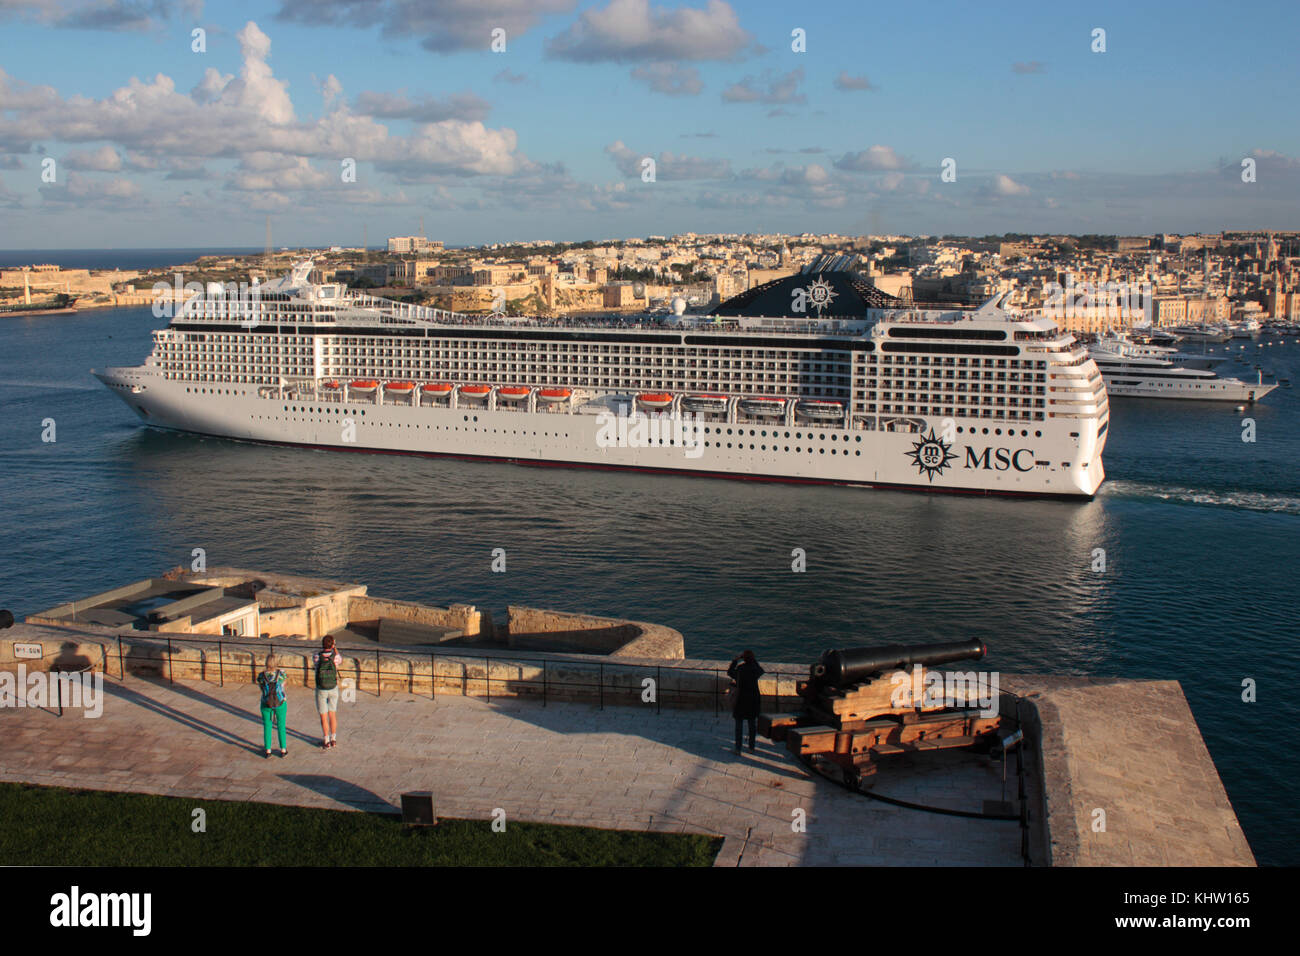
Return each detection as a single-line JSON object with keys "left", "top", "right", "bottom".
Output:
{"left": 313, "top": 635, "right": 344, "bottom": 749}
{"left": 256, "top": 653, "right": 288, "bottom": 758}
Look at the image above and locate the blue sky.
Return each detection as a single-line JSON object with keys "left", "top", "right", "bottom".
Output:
{"left": 0, "top": 0, "right": 1297, "bottom": 248}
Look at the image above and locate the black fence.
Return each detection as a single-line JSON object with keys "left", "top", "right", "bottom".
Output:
{"left": 103, "top": 632, "right": 803, "bottom": 716}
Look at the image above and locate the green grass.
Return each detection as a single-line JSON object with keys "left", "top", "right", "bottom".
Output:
{"left": 0, "top": 783, "right": 720, "bottom": 867}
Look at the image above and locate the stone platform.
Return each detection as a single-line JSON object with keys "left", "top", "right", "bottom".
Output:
{"left": 2, "top": 674, "right": 1022, "bottom": 866}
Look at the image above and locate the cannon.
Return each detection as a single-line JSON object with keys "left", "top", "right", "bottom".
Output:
{"left": 809, "top": 639, "right": 986, "bottom": 689}
{"left": 761, "top": 639, "right": 1005, "bottom": 778}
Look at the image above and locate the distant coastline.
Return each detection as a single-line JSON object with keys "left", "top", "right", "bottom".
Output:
{"left": 0, "top": 248, "right": 268, "bottom": 272}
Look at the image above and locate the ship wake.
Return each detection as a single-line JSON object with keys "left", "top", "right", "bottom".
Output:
{"left": 1103, "top": 481, "right": 1300, "bottom": 515}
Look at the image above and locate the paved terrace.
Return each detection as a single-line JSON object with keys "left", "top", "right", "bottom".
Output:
{"left": 2, "top": 675, "right": 1023, "bottom": 866}
{"left": 0, "top": 621, "right": 1254, "bottom": 867}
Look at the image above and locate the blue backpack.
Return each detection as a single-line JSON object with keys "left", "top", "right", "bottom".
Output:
{"left": 262, "top": 671, "right": 285, "bottom": 708}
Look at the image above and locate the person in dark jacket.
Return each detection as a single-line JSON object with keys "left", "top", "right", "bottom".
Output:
{"left": 727, "top": 650, "right": 765, "bottom": 754}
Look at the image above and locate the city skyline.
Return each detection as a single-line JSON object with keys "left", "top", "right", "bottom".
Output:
{"left": 1, "top": 0, "right": 1299, "bottom": 248}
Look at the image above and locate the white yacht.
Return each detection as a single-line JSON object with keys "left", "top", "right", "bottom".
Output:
{"left": 1088, "top": 340, "right": 1277, "bottom": 402}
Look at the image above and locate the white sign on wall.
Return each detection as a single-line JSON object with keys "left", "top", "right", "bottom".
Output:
{"left": 13, "top": 643, "right": 44, "bottom": 660}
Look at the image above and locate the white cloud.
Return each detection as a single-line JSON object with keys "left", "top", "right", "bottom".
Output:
{"left": 722, "top": 67, "right": 804, "bottom": 105}
{"left": 547, "top": 0, "right": 751, "bottom": 62}
{"left": 0, "top": 0, "right": 203, "bottom": 32}
{"left": 833, "top": 145, "right": 912, "bottom": 172}
{"left": 353, "top": 90, "right": 492, "bottom": 123}
{"left": 989, "top": 174, "right": 1030, "bottom": 196}
{"left": 277, "top": 0, "right": 577, "bottom": 54}
{"left": 630, "top": 62, "right": 703, "bottom": 97}
{"left": 64, "top": 145, "right": 123, "bottom": 171}
{"left": 605, "top": 140, "right": 730, "bottom": 180}
{"left": 222, "top": 21, "right": 294, "bottom": 125}
{"left": 0, "top": 20, "right": 531, "bottom": 200}
{"left": 833, "top": 71, "right": 874, "bottom": 92}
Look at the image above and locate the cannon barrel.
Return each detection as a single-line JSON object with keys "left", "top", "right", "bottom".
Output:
{"left": 810, "top": 640, "right": 986, "bottom": 687}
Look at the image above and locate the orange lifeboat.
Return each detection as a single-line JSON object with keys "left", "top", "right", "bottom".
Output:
{"left": 537, "top": 387, "right": 572, "bottom": 403}
{"left": 459, "top": 384, "right": 491, "bottom": 401}
{"left": 322, "top": 380, "right": 341, "bottom": 390}
{"left": 498, "top": 386, "right": 530, "bottom": 402}
{"left": 385, "top": 381, "right": 415, "bottom": 392}
{"left": 349, "top": 379, "right": 379, "bottom": 391}
{"left": 637, "top": 392, "right": 673, "bottom": 409}
{"left": 421, "top": 382, "right": 453, "bottom": 394}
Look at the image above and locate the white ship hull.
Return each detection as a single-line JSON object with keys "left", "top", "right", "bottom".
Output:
{"left": 95, "top": 366, "right": 1104, "bottom": 498}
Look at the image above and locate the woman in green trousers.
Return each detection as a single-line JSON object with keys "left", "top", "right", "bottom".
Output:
{"left": 257, "top": 653, "right": 288, "bottom": 757}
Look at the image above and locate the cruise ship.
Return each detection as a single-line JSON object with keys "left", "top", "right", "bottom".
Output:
{"left": 93, "top": 258, "right": 1109, "bottom": 498}
{"left": 1087, "top": 339, "right": 1277, "bottom": 402}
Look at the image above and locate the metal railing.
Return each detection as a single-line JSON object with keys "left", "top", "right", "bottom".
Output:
{"left": 106, "top": 632, "right": 801, "bottom": 716}
{"left": 51, "top": 661, "right": 97, "bottom": 718}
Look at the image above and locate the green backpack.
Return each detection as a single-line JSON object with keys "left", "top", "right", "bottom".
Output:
{"left": 316, "top": 651, "right": 338, "bottom": 690}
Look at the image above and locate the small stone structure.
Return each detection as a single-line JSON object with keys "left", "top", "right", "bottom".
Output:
{"left": 24, "top": 567, "right": 684, "bottom": 659}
